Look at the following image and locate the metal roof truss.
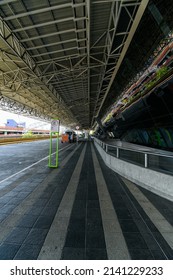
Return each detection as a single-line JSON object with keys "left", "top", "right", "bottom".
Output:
{"left": 0, "top": 0, "right": 149, "bottom": 128}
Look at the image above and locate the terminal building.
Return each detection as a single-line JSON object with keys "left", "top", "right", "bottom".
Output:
{"left": 6, "top": 119, "right": 26, "bottom": 128}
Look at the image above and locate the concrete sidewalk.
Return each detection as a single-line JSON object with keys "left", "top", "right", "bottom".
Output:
{"left": 0, "top": 142, "right": 172, "bottom": 259}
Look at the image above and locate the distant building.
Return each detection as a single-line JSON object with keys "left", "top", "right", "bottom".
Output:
{"left": 6, "top": 119, "right": 26, "bottom": 128}
{"left": 17, "top": 122, "right": 26, "bottom": 128}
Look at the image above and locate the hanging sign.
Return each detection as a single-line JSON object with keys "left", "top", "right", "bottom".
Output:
{"left": 51, "top": 119, "right": 60, "bottom": 132}
{"left": 49, "top": 119, "right": 60, "bottom": 168}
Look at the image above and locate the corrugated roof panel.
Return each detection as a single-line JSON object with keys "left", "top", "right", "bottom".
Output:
{"left": 1, "top": 1, "right": 25, "bottom": 16}
{"left": 24, "top": 0, "right": 49, "bottom": 10}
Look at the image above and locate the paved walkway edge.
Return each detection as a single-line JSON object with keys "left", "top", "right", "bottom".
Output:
{"left": 121, "top": 177, "right": 173, "bottom": 250}
{"left": 38, "top": 144, "right": 87, "bottom": 259}
{"left": 91, "top": 145, "right": 131, "bottom": 260}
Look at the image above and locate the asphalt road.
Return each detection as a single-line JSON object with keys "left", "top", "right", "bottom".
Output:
{"left": 0, "top": 139, "right": 70, "bottom": 185}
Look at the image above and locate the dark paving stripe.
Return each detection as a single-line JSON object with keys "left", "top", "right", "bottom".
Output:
{"left": 0, "top": 143, "right": 84, "bottom": 260}
{"left": 5, "top": 227, "right": 31, "bottom": 244}
{"left": 14, "top": 244, "right": 43, "bottom": 260}
{"left": 38, "top": 142, "right": 87, "bottom": 259}
{"left": 0, "top": 243, "right": 20, "bottom": 260}
{"left": 61, "top": 247, "right": 85, "bottom": 260}
{"left": 0, "top": 188, "right": 39, "bottom": 216}
{"left": 61, "top": 142, "right": 107, "bottom": 260}
{"left": 0, "top": 213, "right": 8, "bottom": 222}
{"left": 94, "top": 145, "right": 172, "bottom": 260}
{"left": 0, "top": 177, "right": 50, "bottom": 217}
{"left": 118, "top": 177, "right": 173, "bottom": 260}
{"left": 137, "top": 185, "right": 173, "bottom": 226}
{"left": 23, "top": 228, "right": 49, "bottom": 245}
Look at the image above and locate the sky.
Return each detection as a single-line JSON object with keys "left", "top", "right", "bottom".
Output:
{"left": 0, "top": 109, "right": 69, "bottom": 133}
{"left": 0, "top": 109, "right": 51, "bottom": 130}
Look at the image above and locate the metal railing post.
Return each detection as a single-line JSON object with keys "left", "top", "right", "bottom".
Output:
{"left": 117, "top": 147, "right": 119, "bottom": 158}
{"left": 144, "top": 153, "right": 148, "bottom": 168}
{"left": 106, "top": 144, "right": 108, "bottom": 153}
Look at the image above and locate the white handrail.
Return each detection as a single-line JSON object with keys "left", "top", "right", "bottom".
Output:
{"left": 94, "top": 138, "right": 173, "bottom": 159}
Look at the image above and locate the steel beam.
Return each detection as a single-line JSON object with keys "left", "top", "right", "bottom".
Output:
{"left": 92, "top": 0, "right": 149, "bottom": 126}
{"left": 12, "top": 17, "right": 87, "bottom": 33}
{"left": 4, "top": 2, "right": 86, "bottom": 21}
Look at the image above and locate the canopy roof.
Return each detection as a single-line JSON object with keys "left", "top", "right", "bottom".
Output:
{"left": 0, "top": 0, "right": 165, "bottom": 129}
